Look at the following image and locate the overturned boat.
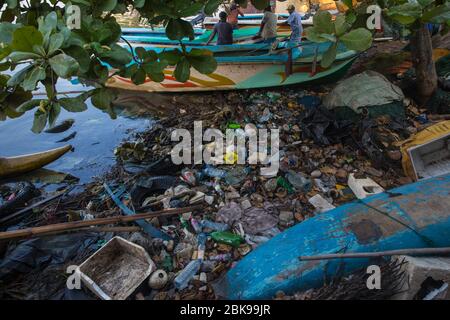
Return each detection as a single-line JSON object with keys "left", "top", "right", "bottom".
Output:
{"left": 223, "top": 174, "right": 450, "bottom": 299}
{"left": 0, "top": 145, "right": 72, "bottom": 179}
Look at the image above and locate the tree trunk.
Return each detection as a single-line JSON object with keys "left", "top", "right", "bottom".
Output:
{"left": 410, "top": 23, "right": 438, "bottom": 105}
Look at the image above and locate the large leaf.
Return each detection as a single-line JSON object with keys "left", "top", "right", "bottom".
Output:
{"left": 174, "top": 57, "right": 190, "bottom": 82}
{"left": 305, "top": 27, "right": 329, "bottom": 43}
{"left": 204, "top": 0, "right": 222, "bottom": 15}
{"left": 59, "top": 96, "right": 88, "bottom": 112}
{"left": 166, "top": 18, "right": 195, "bottom": 41}
{"left": 0, "top": 22, "right": 21, "bottom": 44}
{"left": 251, "top": 0, "right": 269, "bottom": 10}
{"left": 340, "top": 28, "right": 373, "bottom": 51}
{"left": 11, "top": 26, "right": 43, "bottom": 52}
{"left": 321, "top": 42, "right": 338, "bottom": 68}
{"left": 187, "top": 49, "right": 217, "bottom": 74}
{"left": 313, "top": 11, "right": 334, "bottom": 34}
{"left": 387, "top": 3, "right": 422, "bottom": 25}
{"left": 22, "top": 66, "right": 46, "bottom": 91}
{"left": 32, "top": 109, "right": 47, "bottom": 133}
{"left": 49, "top": 53, "right": 80, "bottom": 78}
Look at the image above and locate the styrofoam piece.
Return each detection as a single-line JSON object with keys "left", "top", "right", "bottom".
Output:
{"left": 77, "top": 236, "right": 155, "bottom": 300}
{"left": 348, "top": 173, "right": 384, "bottom": 199}
{"left": 308, "top": 194, "right": 336, "bottom": 213}
{"left": 407, "top": 133, "right": 450, "bottom": 180}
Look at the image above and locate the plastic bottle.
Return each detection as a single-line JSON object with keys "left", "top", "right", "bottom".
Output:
{"left": 200, "top": 219, "right": 229, "bottom": 232}
{"left": 197, "top": 233, "right": 207, "bottom": 261}
{"left": 202, "top": 165, "right": 227, "bottom": 179}
{"left": 276, "top": 176, "right": 294, "bottom": 193}
{"left": 285, "top": 170, "right": 312, "bottom": 192}
{"left": 174, "top": 259, "right": 202, "bottom": 290}
{"left": 190, "top": 218, "right": 202, "bottom": 233}
{"left": 211, "top": 231, "right": 244, "bottom": 248}
{"left": 209, "top": 253, "right": 232, "bottom": 262}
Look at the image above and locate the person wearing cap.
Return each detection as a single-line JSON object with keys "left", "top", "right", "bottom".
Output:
{"left": 256, "top": 5, "right": 278, "bottom": 43}
{"left": 284, "top": 4, "right": 303, "bottom": 43}
{"left": 206, "top": 11, "right": 234, "bottom": 45}
{"left": 227, "top": 1, "right": 245, "bottom": 30}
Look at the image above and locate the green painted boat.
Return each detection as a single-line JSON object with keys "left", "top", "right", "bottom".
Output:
{"left": 107, "top": 41, "right": 358, "bottom": 93}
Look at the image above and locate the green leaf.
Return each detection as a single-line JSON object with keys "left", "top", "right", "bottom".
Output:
{"left": 0, "top": 22, "right": 21, "bottom": 44}
{"left": 321, "top": 42, "right": 338, "bottom": 68}
{"left": 64, "top": 46, "right": 91, "bottom": 73}
{"left": 7, "top": 65, "right": 33, "bottom": 87}
{"left": 48, "top": 103, "right": 61, "bottom": 128}
{"left": 17, "top": 99, "right": 42, "bottom": 112}
{"left": 334, "top": 14, "right": 350, "bottom": 36}
{"left": 91, "top": 88, "right": 116, "bottom": 110}
{"left": 32, "top": 109, "right": 47, "bottom": 134}
{"left": 159, "top": 49, "right": 182, "bottom": 65}
{"left": 187, "top": 49, "right": 218, "bottom": 74}
{"left": 166, "top": 18, "right": 195, "bottom": 41}
{"left": 422, "top": 3, "right": 450, "bottom": 24}
{"left": 100, "top": 44, "right": 133, "bottom": 67}
{"left": 387, "top": 3, "right": 422, "bottom": 25}
{"left": 98, "top": 0, "right": 118, "bottom": 12}
{"left": 340, "top": 28, "right": 373, "bottom": 51}
{"left": 8, "top": 51, "right": 42, "bottom": 63}
{"left": 38, "top": 11, "right": 58, "bottom": 36}
{"left": 48, "top": 33, "right": 65, "bottom": 55}
{"left": 12, "top": 26, "right": 43, "bottom": 52}
{"left": 305, "top": 27, "right": 329, "bottom": 43}
{"left": 174, "top": 57, "right": 190, "bottom": 82}
{"left": 417, "top": 0, "right": 434, "bottom": 8}
{"left": 132, "top": 67, "right": 147, "bottom": 85}
{"left": 313, "top": 11, "right": 334, "bottom": 34}
{"left": 49, "top": 53, "right": 80, "bottom": 78}
{"left": 59, "top": 96, "right": 88, "bottom": 112}
{"left": 22, "top": 66, "right": 46, "bottom": 91}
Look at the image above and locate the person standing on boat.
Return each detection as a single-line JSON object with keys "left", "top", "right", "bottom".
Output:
{"left": 256, "top": 6, "right": 278, "bottom": 43}
{"left": 206, "top": 12, "right": 233, "bottom": 45}
{"left": 280, "top": 4, "right": 303, "bottom": 57}
{"left": 227, "top": 1, "right": 245, "bottom": 30}
{"left": 284, "top": 4, "right": 303, "bottom": 44}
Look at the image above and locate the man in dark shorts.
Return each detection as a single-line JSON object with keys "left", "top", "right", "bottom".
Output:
{"left": 206, "top": 11, "right": 233, "bottom": 45}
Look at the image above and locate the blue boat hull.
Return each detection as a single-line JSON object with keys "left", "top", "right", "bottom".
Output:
{"left": 225, "top": 174, "right": 450, "bottom": 299}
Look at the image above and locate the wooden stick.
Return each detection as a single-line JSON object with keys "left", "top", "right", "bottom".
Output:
{"left": 0, "top": 188, "right": 71, "bottom": 225}
{"left": 24, "top": 226, "right": 142, "bottom": 238}
{"left": 299, "top": 247, "right": 450, "bottom": 261}
{"left": 0, "top": 205, "right": 203, "bottom": 241}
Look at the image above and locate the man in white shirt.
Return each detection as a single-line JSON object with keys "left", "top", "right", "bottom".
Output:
{"left": 257, "top": 6, "right": 278, "bottom": 43}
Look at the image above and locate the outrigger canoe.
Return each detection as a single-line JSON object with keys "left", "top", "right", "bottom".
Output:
{"left": 0, "top": 145, "right": 72, "bottom": 179}
{"left": 107, "top": 41, "right": 358, "bottom": 93}
{"left": 223, "top": 174, "right": 450, "bottom": 299}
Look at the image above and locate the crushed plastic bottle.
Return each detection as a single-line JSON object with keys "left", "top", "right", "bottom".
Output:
{"left": 211, "top": 231, "right": 244, "bottom": 248}
{"left": 197, "top": 233, "right": 207, "bottom": 260}
{"left": 285, "top": 170, "right": 312, "bottom": 192}
{"left": 224, "top": 166, "right": 251, "bottom": 186}
{"left": 200, "top": 219, "right": 229, "bottom": 232}
{"left": 202, "top": 165, "right": 227, "bottom": 179}
{"left": 174, "top": 259, "right": 202, "bottom": 290}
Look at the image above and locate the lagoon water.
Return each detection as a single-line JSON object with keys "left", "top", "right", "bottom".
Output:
{"left": 0, "top": 80, "right": 154, "bottom": 183}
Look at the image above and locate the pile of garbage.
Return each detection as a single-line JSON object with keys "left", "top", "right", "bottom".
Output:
{"left": 1, "top": 69, "right": 449, "bottom": 300}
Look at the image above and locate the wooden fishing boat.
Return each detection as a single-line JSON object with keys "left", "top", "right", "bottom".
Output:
{"left": 223, "top": 174, "right": 450, "bottom": 299}
{"left": 121, "top": 26, "right": 288, "bottom": 46}
{"left": 107, "top": 42, "right": 358, "bottom": 93}
{"left": 0, "top": 145, "right": 72, "bottom": 179}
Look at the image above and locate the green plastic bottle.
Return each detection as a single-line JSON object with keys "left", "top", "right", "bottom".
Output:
{"left": 211, "top": 231, "right": 244, "bottom": 248}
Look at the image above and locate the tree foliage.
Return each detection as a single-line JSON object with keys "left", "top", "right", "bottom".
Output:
{"left": 0, "top": 0, "right": 269, "bottom": 132}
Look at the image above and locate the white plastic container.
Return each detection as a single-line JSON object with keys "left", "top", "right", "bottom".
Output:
{"left": 77, "top": 236, "right": 155, "bottom": 300}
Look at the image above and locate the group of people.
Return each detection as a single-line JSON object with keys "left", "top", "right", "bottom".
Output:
{"left": 206, "top": 2, "right": 303, "bottom": 47}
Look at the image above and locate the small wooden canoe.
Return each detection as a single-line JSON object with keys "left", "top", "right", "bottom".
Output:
{"left": 0, "top": 145, "right": 72, "bottom": 179}
{"left": 224, "top": 174, "right": 450, "bottom": 299}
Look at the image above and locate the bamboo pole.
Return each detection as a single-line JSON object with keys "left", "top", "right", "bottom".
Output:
{"left": 299, "top": 247, "right": 450, "bottom": 261}
{"left": 0, "top": 205, "right": 203, "bottom": 241}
